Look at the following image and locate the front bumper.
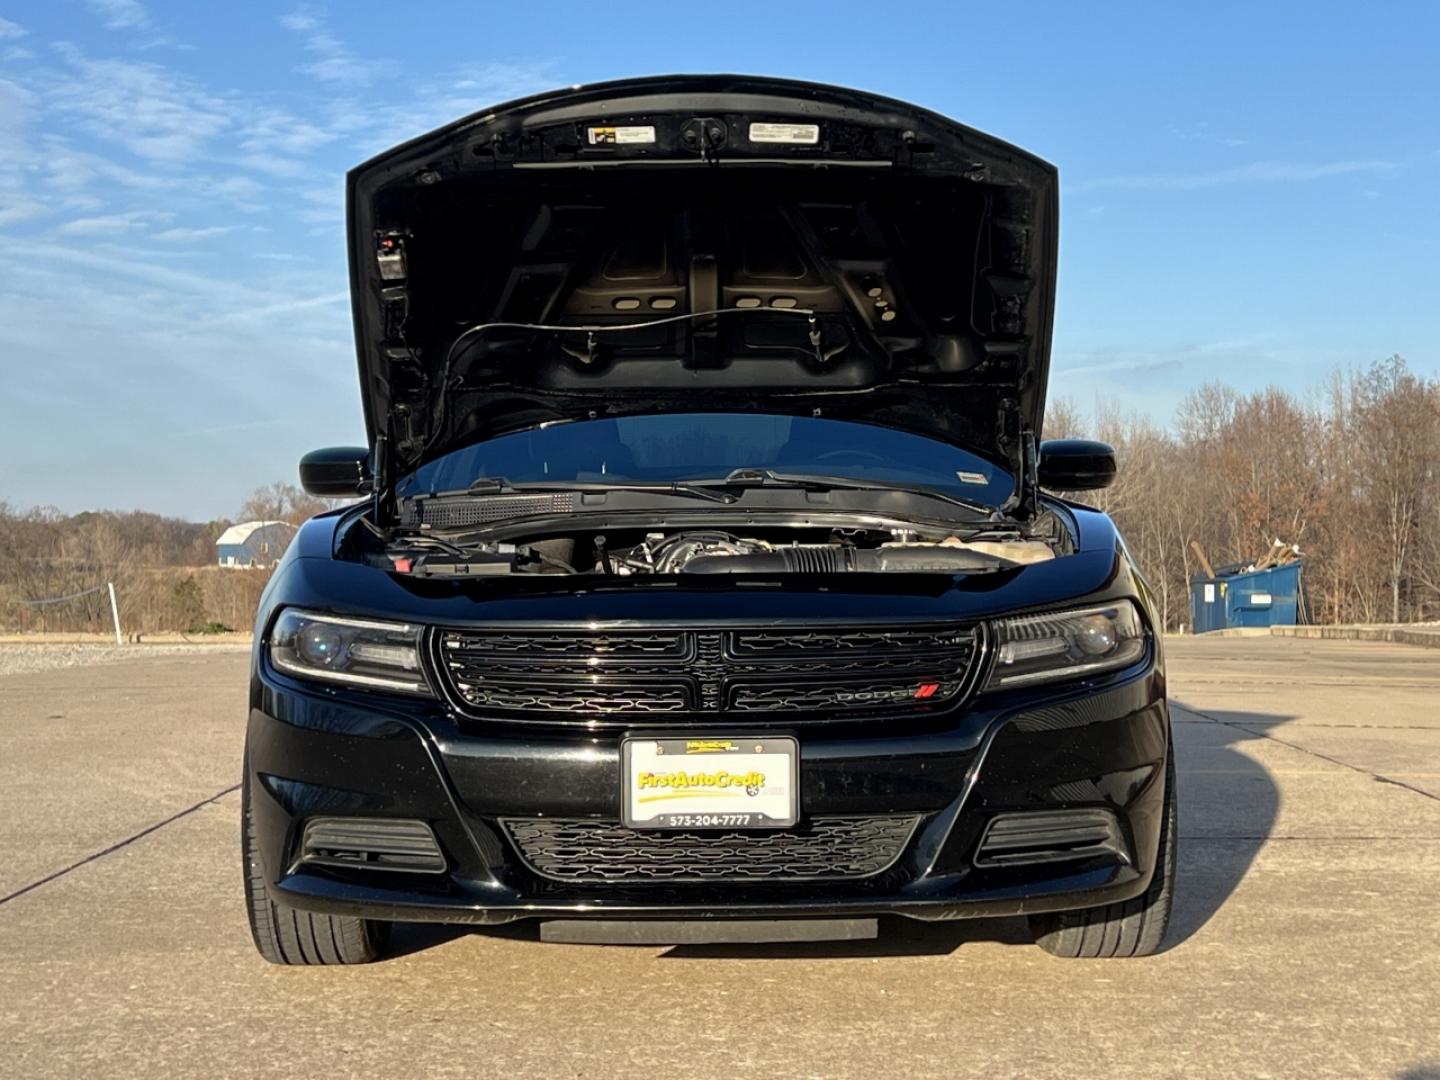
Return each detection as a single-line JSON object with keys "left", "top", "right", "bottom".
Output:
{"left": 246, "top": 664, "right": 1169, "bottom": 926}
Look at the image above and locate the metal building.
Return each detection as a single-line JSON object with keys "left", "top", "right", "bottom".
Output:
{"left": 216, "top": 521, "right": 297, "bottom": 569}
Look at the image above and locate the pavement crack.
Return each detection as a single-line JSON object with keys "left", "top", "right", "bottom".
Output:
{"left": 0, "top": 783, "right": 240, "bottom": 908}
{"left": 1178, "top": 719, "right": 1439, "bottom": 732}
{"left": 1182, "top": 834, "right": 1440, "bottom": 841}
{"left": 1174, "top": 701, "right": 1440, "bottom": 804}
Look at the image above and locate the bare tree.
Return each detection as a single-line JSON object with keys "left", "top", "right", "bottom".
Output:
{"left": 1349, "top": 356, "right": 1437, "bottom": 622}
{"left": 239, "top": 482, "right": 333, "bottom": 526}
{"left": 1042, "top": 396, "right": 1086, "bottom": 441}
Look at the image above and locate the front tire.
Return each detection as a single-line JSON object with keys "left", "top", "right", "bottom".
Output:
{"left": 1029, "top": 753, "right": 1177, "bottom": 958}
{"left": 241, "top": 766, "right": 389, "bottom": 965}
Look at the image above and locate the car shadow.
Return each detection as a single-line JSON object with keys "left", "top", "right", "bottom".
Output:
{"left": 660, "top": 702, "right": 1285, "bottom": 960}
{"left": 1163, "top": 702, "right": 1286, "bottom": 949}
{"left": 385, "top": 700, "right": 1284, "bottom": 961}
{"left": 658, "top": 915, "right": 1030, "bottom": 960}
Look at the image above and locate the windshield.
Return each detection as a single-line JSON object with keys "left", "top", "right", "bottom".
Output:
{"left": 398, "top": 414, "right": 1014, "bottom": 506}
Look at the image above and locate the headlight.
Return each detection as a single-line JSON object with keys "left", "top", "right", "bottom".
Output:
{"left": 986, "top": 601, "right": 1146, "bottom": 690}
{"left": 269, "top": 609, "right": 431, "bottom": 695}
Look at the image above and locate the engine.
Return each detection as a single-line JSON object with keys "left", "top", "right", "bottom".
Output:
{"left": 375, "top": 525, "right": 1058, "bottom": 577}
{"left": 619, "top": 531, "right": 1053, "bottom": 575}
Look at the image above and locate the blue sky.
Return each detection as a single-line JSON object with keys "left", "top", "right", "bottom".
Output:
{"left": 1, "top": 1, "right": 1436, "bottom": 519}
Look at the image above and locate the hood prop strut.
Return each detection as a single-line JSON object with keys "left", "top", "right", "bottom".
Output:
{"left": 998, "top": 399, "right": 1038, "bottom": 522}
{"left": 371, "top": 433, "right": 389, "bottom": 523}
{"left": 1015, "top": 428, "right": 1039, "bottom": 521}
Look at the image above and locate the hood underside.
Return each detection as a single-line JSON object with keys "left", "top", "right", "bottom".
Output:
{"left": 346, "top": 75, "right": 1058, "bottom": 486}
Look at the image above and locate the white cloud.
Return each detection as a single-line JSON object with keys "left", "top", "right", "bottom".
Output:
{"left": 0, "top": 27, "right": 569, "bottom": 517}
{"left": 135, "top": 36, "right": 195, "bottom": 52}
{"left": 316, "top": 60, "right": 560, "bottom": 159}
{"left": 240, "top": 105, "right": 335, "bottom": 158}
{"left": 278, "top": 9, "right": 320, "bottom": 31}
{"left": 39, "top": 137, "right": 179, "bottom": 193}
{"left": 279, "top": 7, "right": 378, "bottom": 86}
{"left": 0, "top": 75, "right": 34, "bottom": 139}
{"left": 195, "top": 174, "right": 268, "bottom": 213}
{"left": 3, "top": 237, "right": 338, "bottom": 319}
{"left": 0, "top": 16, "right": 27, "bottom": 39}
{"left": 47, "top": 44, "right": 231, "bottom": 163}
{"left": 164, "top": 418, "right": 286, "bottom": 439}
{"left": 84, "top": 0, "right": 149, "bottom": 30}
{"left": 1070, "top": 159, "right": 1399, "bottom": 193}
{"left": 53, "top": 209, "right": 172, "bottom": 235}
{"left": 152, "top": 224, "right": 242, "bottom": 242}
{"left": 1053, "top": 336, "right": 1279, "bottom": 379}
{"left": 0, "top": 77, "right": 43, "bottom": 220}
{"left": 1168, "top": 121, "right": 1250, "bottom": 149}
{"left": 0, "top": 198, "right": 48, "bottom": 225}
{"left": 206, "top": 289, "right": 349, "bottom": 324}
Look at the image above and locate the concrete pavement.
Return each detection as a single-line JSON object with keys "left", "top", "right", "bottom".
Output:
{"left": 1, "top": 638, "right": 1437, "bottom": 1079}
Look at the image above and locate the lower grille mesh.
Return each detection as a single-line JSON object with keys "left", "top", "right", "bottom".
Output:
{"left": 504, "top": 815, "right": 921, "bottom": 883}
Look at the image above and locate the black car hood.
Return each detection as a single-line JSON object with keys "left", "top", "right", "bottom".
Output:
{"left": 347, "top": 75, "right": 1058, "bottom": 486}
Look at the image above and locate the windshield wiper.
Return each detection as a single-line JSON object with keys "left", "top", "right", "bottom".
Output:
{"left": 444, "top": 470, "right": 995, "bottom": 514}
{"left": 699, "top": 468, "right": 999, "bottom": 517}
{"left": 461, "top": 476, "right": 736, "bottom": 503}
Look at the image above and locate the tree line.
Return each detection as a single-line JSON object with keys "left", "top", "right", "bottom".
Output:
{"left": 0, "top": 484, "right": 330, "bottom": 635}
{"left": 1048, "top": 354, "right": 1439, "bottom": 630}
{"left": 3, "top": 354, "right": 1436, "bottom": 635}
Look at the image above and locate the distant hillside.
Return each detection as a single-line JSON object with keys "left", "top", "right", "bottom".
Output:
{"left": 0, "top": 490, "right": 325, "bottom": 635}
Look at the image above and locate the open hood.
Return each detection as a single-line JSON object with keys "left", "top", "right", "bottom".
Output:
{"left": 347, "top": 75, "right": 1058, "bottom": 492}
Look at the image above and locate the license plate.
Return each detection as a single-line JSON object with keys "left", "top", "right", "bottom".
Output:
{"left": 622, "top": 736, "right": 799, "bottom": 829}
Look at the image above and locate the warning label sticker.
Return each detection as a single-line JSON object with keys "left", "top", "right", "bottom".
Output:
{"left": 587, "top": 125, "right": 656, "bottom": 145}
{"left": 749, "top": 122, "right": 820, "bottom": 145}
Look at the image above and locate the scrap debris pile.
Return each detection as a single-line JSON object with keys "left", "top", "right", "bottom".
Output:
{"left": 1189, "top": 538, "right": 1302, "bottom": 581}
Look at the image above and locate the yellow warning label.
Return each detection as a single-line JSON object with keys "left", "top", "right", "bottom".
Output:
{"left": 587, "top": 125, "right": 656, "bottom": 146}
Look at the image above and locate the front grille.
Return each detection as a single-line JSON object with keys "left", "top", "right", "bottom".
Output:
{"left": 731, "top": 628, "right": 970, "bottom": 655}
{"left": 462, "top": 684, "right": 690, "bottom": 714}
{"left": 434, "top": 624, "right": 980, "bottom": 723}
{"left": 503, "top": 815, "right": 921, "bottom": 883}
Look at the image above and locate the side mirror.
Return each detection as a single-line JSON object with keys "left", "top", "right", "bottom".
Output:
{"left": 1038, "top": 439, "right": 1116, "bottom": 490}
{"left": 299, "top": 447, "right": 372, "bottom": 497}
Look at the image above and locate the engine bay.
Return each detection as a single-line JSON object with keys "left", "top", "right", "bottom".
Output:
{"left": 361, "top": 519, "right": 1062, "bottom": 578}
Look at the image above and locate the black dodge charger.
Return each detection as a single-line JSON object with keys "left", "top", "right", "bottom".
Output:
{"left": 242, "top": 75, "right": 1175, "bottom": 964}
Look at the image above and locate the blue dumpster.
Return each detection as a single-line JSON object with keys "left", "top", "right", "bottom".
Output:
{"left": 1190, "top": 561, "right": 1305, "bottom": 633}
